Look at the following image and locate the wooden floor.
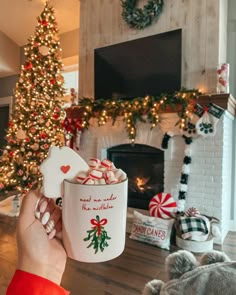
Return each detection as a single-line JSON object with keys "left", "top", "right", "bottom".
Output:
{"left": 0, "top": 214, "right": 236, "bottom": 295}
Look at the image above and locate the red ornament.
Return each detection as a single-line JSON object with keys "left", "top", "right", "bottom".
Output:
{"left": 30, "top": 127, "right": 36, "bottom": 134}
{"left": 24, "top": 62, "right": 33, "bottom": 70}
{"left": 9, "top": 151, "right": 15, "bottom": 157}
{"left": 50, "top": 78, "right": 55, "bottom": 85}
{"left": 8, "top": 122, "right": 14, "bottom": 127}
{"left": 42, "top": 20, "right": 48, "bottom": 26}
{"left": 40, "top": 132, "right": 47, "bottom": 139}
{"left": 53, "top": 113, "right": 59, "bottom": 120}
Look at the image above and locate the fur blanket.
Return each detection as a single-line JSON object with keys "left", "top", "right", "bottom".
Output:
{"left": 159, "top": 262, "right": 236, "bottom": 295}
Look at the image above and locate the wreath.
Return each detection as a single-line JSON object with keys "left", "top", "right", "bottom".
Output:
{"left": 121, "top": 0, "right": 164, "bottom": 30}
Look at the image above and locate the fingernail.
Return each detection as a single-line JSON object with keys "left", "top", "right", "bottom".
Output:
{"left": 39, "top": 200, "right": 48, "bottom": 213}
{"left": 46, "top": 220, "right": 55, "bottom": 233}
{"left": 41, "top": 212, "right": 50, "bottom": 225}
{"left": 35, "top": 211, "right": 40, "bottom": 219}
{"left": 48, "top": 229, "right": 56, "bottom": 240}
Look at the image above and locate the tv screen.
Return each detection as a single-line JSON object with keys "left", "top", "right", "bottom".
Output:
{"left": 94, "top": 29, "right": 182, "bottom": 100}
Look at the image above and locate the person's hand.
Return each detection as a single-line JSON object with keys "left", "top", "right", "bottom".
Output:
{"left": 16, "top": 189, "right": 67, "bottom": 284}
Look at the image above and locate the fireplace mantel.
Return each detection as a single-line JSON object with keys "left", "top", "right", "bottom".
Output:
{"left": 197, "top": 93, "right": 236, "bottom": 116}
{"left": 65, "top": 93, "right": 236, "bottom": 119}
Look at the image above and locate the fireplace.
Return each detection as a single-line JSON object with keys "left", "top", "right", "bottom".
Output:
{"left": 107, "top": 143, "right": 164, "bottom": 209}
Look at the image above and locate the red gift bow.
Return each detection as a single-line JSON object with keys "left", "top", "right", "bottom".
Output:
{"left": 90, "top": 218, "right": 108, "bottom": 236}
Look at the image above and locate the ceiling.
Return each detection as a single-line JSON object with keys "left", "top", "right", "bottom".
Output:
{"left": 0, "top": 0, "right": 80, "bottom": 46}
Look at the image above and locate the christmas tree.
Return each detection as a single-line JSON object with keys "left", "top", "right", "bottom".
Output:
{"left": 0, "top": 2, "right": 65, "bottom": 195}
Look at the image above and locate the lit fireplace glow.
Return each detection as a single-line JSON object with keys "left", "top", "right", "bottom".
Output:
{"left": 136, "top": 177, "right": 150, "bottom": 192}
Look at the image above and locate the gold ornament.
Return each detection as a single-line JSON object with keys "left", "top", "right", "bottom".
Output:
{"left": 39, "top": 45, "right": 49, "bottom": 56}
{"left": 31, "top": 143, "right": 39, "bottom": 151}
{"left": 16, "top": 129, "right": 27, "bottom": 140}
{"left": 30, "top": 165, "right": 38, "bottom": 175}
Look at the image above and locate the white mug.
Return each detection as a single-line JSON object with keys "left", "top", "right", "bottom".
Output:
{"left": 62, "top": 179, "right": 128, "bottom": 263}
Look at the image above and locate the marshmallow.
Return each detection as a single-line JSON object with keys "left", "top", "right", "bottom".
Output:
{"left": 89, "top": 169, "right": 103, "bottom": 180}
{"left": 100, "top": 159, "right": 113, "bottom": 169}
{"left": 75, "top": 158, "right": 126, "bottom": 185}
{"left": 76, "top": 171, "right": 88, "bottom": 183}
{"left": 94, "top": 178, "right": 106, "bottom": 185}
{"left": 88, "top": 158, "right": 101, "bottom": 169}
{"left": 113, "top": 168, "right": 127, "bottom": 181}
{"left": 82, "top": 177, "right": 95, "bottom": 185}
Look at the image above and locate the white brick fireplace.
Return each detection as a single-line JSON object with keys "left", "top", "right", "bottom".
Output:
{"left": 78, "top": 111, "right": 235, "bottom": 244}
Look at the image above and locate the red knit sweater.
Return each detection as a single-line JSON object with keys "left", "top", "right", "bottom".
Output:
{"left": 6, "top": 270, "right": 69, "bottom": 295}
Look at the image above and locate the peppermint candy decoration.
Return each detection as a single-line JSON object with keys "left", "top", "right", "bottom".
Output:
{"left": 185, "top": 207, "right": 200, "bottom": 217}
{"left": 149, "top": 192, "right": 177, "bottom": 219}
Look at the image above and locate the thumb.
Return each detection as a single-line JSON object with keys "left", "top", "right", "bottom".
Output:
{"left": 19, "top": 189, "right": 42, "bottom": 224}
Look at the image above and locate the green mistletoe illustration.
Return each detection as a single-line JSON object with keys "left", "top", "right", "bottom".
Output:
{"left": 83, "top": 215, "right": 111, "bottom": 254}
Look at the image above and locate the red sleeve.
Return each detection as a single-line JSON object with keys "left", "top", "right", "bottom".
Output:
{"left": 6, "top": 270, "right": 70, "bottom": 295}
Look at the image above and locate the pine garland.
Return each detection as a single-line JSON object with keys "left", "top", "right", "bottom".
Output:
{"left": 121, "top": 0, "right": 164, "bottom": 29}
{"left": 75, "top": 88, "right": 201, "bottom": 143}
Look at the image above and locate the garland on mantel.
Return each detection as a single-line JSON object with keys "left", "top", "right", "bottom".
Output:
{"left": 121, "top": 0, "right": 164, "bottom": 30}
{"left": 68, "top": 88, "right": 201, "bottom": 143}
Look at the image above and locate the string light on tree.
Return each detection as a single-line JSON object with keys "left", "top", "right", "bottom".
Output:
{"left": 0, "top": 2, "right": 65, "bottom": 195}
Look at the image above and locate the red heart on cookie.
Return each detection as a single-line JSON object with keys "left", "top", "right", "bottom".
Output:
{"left": 60, "top": 165, "right": 71, "bottom": 174}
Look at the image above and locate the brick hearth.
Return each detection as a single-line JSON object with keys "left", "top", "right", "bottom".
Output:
{"left": 76, "top": 106, "right": 234, "bottom": 244}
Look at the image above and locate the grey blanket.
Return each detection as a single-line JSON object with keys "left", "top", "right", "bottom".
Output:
{"left": 161, "top": 262, "right": 236, "bottom": 295}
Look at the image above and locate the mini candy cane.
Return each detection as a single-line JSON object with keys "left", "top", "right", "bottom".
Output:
{"left": 185, "top": 207, "right": 200, "bottom": 217}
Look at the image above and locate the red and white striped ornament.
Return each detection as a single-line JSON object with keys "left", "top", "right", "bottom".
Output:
{"left": 149, "top": 192, "right": 177, "bottom": 219}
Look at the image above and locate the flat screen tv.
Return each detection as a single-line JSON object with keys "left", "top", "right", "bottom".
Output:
{"left": 94, "top": 29, "right": 182, "bottom": 100}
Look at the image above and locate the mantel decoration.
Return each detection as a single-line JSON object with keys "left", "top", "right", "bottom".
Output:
{"left": 121, "top": 0, "right": 164, "bottom": 29}
{"left": 65, "top": 88, "right": 201, "bottom": 144}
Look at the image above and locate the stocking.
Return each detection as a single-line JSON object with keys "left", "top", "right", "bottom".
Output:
{"left": 182, "top": 104, "right": 204, "bottom": 137}
{"left": 196, "top": 103, "right": 224, "bottom": 137}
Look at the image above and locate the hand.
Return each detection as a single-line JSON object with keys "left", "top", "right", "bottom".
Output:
{"left": 16, "top": 189, "right": 67, "bottom": 285}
